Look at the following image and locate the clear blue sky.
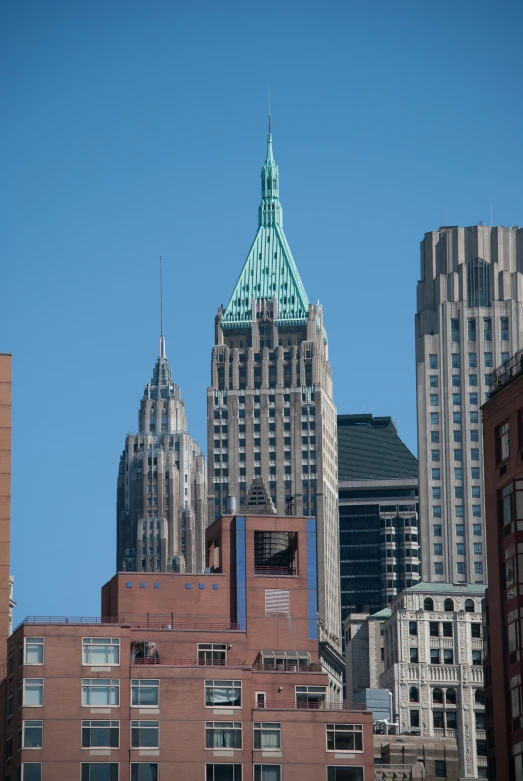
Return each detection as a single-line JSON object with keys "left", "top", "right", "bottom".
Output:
{"left": 2, "top": 0, "right": 522, "bottom": 622}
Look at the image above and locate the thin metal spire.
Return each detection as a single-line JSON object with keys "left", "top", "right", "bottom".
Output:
{"left": 268, "top": 89, "right": 271, "bottom": 134}
{"left": 159, "top": 256, "right": 166, "bottom": 359}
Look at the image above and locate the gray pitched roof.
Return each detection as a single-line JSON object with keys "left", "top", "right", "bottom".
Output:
{"left": 337, "top": 414, "right": 418, "bottom": 481}
{"left": 405, "top": 581, "right": 486, "bottom": 596}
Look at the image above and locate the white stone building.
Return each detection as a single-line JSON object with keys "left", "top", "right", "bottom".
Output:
{"left": 416, "top": 225, "right": 523, "bottom": 583}
{"left": 380, "top": 583, "right": 486, "bottom": 780}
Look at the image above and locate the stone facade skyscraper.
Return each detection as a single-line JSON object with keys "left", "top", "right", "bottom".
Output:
{"left": 117, "top": 335, "right": 206, "bottom": 573}
{"left": 207, "top": 122, "right": 341, "bottom": 656}
{"left": 416, "top": 225, "right": 523, "bottom": 583}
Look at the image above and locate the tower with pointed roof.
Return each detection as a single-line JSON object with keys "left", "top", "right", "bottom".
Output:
{"left": 208, "top": 119, "right": 341, "bottom": 656}
{"left": 117, "top": 334, "right": 206, "bottom": 574}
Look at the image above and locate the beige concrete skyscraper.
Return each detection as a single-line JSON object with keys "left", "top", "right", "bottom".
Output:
{"left": 117, "top": 335, "right": 206, "bottom": 573}
{"left": 416, "top": 225, "right": 523, "bottom": 583}
{"left": 207, "top": 121, "right": 342, "bottom": 673}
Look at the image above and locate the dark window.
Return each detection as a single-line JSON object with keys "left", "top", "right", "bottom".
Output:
{"left": 81, "top": 766, "right": 119, "bottom": 781}
{"left": 446, "top": 688, "right": 456, "bottom": 704}
{"left": 444, "top": 598, "right": 454, "bottom": 612}
{"left": 430, "top": 622, "right": 439, "bottom": 637}
{"left": 471, "top": 623, "right": 481, "bottom": 638}
{"left": 465, "top": 599, "right": 474, "bottom": 612}
{"left": 410, "top": 710, "right": 419, "bottom": 727}
{"left": 131, "top": 765, "right": 158, "bottom": 781}
{"left": 206, "top": 767, "right": 243, "bottom": 781}
{"left": 410, "top": 648, "right": 418, "bottom": 663}
{"left": 326, "top": 769, "right": 364, "bottom": 781}
{"left": 433, "top": 687, "right": 443, "bottom": 704}
{"left": 409, "top": 687, "right": 419, "bottom": 703}
{"left": 435, "top": 759, "right": 447, "bottom": 778}
{"left": 467, "top": 258, "right": 491, "bottom": 307}
{"left": 496, "top": 421, "right": 510, "bottom": 464}
{"left": 409, "top": 621, "right": 417, "bottom": 636}
{"left": 433, "top": 711, "right": 444, "bottom": 728}
{"left": 442, "top": 623, "right": 453, "bottom": 637}
{"left": 424, "top": 598, "right": 434, "bottom": 610}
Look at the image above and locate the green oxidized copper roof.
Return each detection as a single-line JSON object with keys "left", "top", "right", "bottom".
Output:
{"left": 222, "top": 124, "right": 310, "bottom": 328}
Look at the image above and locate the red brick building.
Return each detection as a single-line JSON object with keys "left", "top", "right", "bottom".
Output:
{"left": 482, "top": 349, "right": 523, "bottom": 781}
{"left": 1, "top": 510, "right": 373, "bottom": 781}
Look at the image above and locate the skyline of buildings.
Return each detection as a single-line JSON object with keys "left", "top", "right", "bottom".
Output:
{"left": 416, "top": 224, "right": 523, "bottom": 584}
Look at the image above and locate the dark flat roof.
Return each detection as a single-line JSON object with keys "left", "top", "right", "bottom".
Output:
{"left": 337, "top": 414, "right": 418, "bottom": 482}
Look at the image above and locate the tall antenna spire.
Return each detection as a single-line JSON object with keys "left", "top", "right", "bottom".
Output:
{"left": 268, "top": 88, "right": 271, "bottom": 134}
{"left": 159, "top": 256, "right": 166, "bottom": 359}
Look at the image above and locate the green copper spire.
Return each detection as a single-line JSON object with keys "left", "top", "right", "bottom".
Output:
{"left": 222, "top": 118, "right": 310, "bottom": 327}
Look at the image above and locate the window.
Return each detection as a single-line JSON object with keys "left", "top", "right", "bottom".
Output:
{"left": 474, "top": 562, "right": 483, "bottom": 575}
{"left": 471, "top": 623, "right": 481, "bottom": 639}
{"left": 472, "top": 505, "right": 481, "bottom": 517}
{"left": 455, "top": 506, "right": 464, "bottom": 517}
{"left": 473, "top": 543, "right": 483, "bottom": 555}
{"left": 443, "top": 623, "right": 453, "bottom": 637}
{"left": 469, "top": 393, "right": 478, "bottom": 405}
{"left": 131, "top": 766, "right": 158, "bottom": 781}
{"left": 457, "top": 562, "right": 465, "bottom": 575}
{"left": 254, "top": 767, "right": 281, "bottom": 781}
{"left": 472, "top": 650, "right": 482, "bottom": 665}
{"left": 433, "top": 711, "right": 443, "bottom": 728}
{"left": 296, "top": 685, "right": 326, "bottom": 708}
{"left": 81, "top": 766, "right": 118, "bottom": 781}
{"left": 454, "top": 449, "right": 462, "bottom": 462}
{"left": 131, "top": 679, "right": 159, "bottom": 707}
{"left": 410, "top": 709, "right": 420, "bottom": 727}
{"left": 20, "top": 720, "right": 43, "bottom": 748}
{"left": 410, "top": 648, "right": 418, "bottom": 662}
{"left": 430, "top": 413, "right": 439, "bottom": 425}
{"left": 20, "top": 638, "right": 44, "bottom": 666}
{"left": 452, "top": 393, "right": 461, "bottom": 405}
{"left": 472, "top": 487, "right": 481, "bottom": 500}
{"left": 326, "top": 769, "right": 364, "bottom": 781}
{"left": 475, "top": 712, "right": 485, "bottom": 729}
{"left": 453, "top": 412, "right": 461, "bottom": 424}
{"left": 469, "top": 374, "right": 477, "bottom": 386}
{"left": 434, "top": 563, "right": 443, "bottom": 575}
{"left": 429, "top": 355, "right": 438, "bottom": 369}
{"left": 131, "top": 721, "right": 159, "bottom": 748}
{"left": 484, "top": 352, "right": 492, "bottom": 367}
{"left": 326, "top": 723, "right": 363, "bottom": 751}
{"left": 432, "top": 487, "right": 441, "bottom": 499}
{"left": 456, "top": 543, "right": 465, "bottom": 555}
{"left": 432, "top": 450, "right": 440, "bottom": 462}
{"left": 430, "top": 395, "right": 438, "bottom": 406}
{"left": 430, "top": 622, "right": 439, "bottom": 637}
{"left": 455, "top": 486, "right": 463, "bottom": 499}
{"left": 484, "top": 318, "right": 492, "bottom": 341}
{"left": 82, "top": 638, "right": 120, "bottom": 666}
{"left": 21, "top": 767, "right": 42, "bottom": 781}
{"left": 456, "top": 525, "right": 464, "bottom": 537}
{"left": 496, "top": 421, "right": 510, "bottom": 463}
{"left": 206, "top": 766, "right": 242, "bottom": 781}
{"left": 433, "top": 506, "right": 441, "bottom": 518}
{"left": 82, "top": 679, "right": 119, "bottom": 707}
{"left": 446, "top": 688, "right": 456, "bottom": 704}
{"left": 433, "top": 525, "right": 442, "bottom": 537}
{"left": 444, "top": 649, "right": 454, "bottom": 665}
{"left": 253, "top": 722, "right": 281, "bottom": 749}
{"left": 432, "top": 687, "right": 443, "bottom": 703}
{"left": 23, "top": 679, "right": 43, "bottom": 707}
{"left": 452, "top": 375, "right": 460, "bottom": 387}
{"left": 468, "top": 318, "right": 476, "bottom": 341}
{"left": 453, "top": 430, "right": 462, "bottom": 443}
{"left": 471, "top": 448, "right": 479, "bottom": 461}
{"left": 468, "top": 353, "right": 477, "bottom": 368}
{"left": 444, "top": 599, "right": 454, "bottom": 611}
{"left": 452, "top": 353, "right": 460, "bottom": 368}
{"left": 205, "top": 680, "right": 241, "bottom": 708}
{"left": 471, "top": 467, "right": 480, "bottom": 479}
{"left": 432, "top": 469, "right": 440, "bottom": 480}
{"left": 82, "top": 721, "right": 119, "bottom": 748}
{"left": 430, "top": 649, "right": 440, "bottom": 664}
{"left": 199, "top": 644, "right": 227, "bottom": 665}
{"left": 409, "top": 621, "right": 417, "bottom": 636}
{"left": 429, "top": 376, "right": 438, "bottom": 387}
{"left": 431, "top": 431, "right": 440, "bottom": 443}
{"left": 501, "top": 317, "right": 509, "bottom": 340}
{"left": 433, "top": 544, "right": 442, "bottom": 556}
{"left": 451, "top": 319, "right": 459, "bottom": 342}
{"left": 473, "top": 524, "right": 481, "bottom": 536}
{"left": 468, "top": 258, "right": 491, "bottom": 307}
{"left": 501, "top": 351, "right": 510, "bottom": 363}
{"left": 454, "top": 468, "right": 463, "bottom": 481}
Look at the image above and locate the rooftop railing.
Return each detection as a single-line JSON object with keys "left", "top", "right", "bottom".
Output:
{"left": 489, "top": 348, "right": 523, "bottom": 396}
{"left": 254, "top": 566, "right": 296, "bottom": 577}
{"left": 132, "top": 658, "right": 247, "bottom": 668}
{"left": 253, "top": 661, "right": 322, "bottom": 673}
{"left": 253, "top": 700, "right": 367, "bottom": 711}
{"left": 15, "top": 616, "right": 241, "bottom": 633}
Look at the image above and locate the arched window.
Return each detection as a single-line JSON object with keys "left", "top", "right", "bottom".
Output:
{"left": 467, "top": 257, "right": 491, "bottom": 307}
{"left": 475, "top": 689, "right": 484, "bottom": 705}
{"left": 424, "top": 598, "right": 434, "bottom": 611}
{"left": 433, "top": 687, "right": 443, "bottom": 704}
{"left": 465, "top": 599, "right": 475, "bottom": 612}
{"left": 444, "top": 598, "right": 454, "bottom": 612}
{"left": 446, "top": 688, "right": 456, "bottom": 704}
{"left": 409, "top": 686, "right": 419, "bottom": 703}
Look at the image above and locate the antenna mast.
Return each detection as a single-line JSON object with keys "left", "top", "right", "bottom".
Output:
{"left": 159, "top": 256, "right": 165, "bottom": 358}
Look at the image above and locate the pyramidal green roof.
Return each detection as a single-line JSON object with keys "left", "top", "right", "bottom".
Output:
{"left": 222, "top": 125, "right": 310, "bottom": 328}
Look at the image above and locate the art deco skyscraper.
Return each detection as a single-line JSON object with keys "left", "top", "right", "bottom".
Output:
{"left": 117, "top": 334, "right": 206, "bottom": 573}
{"left": 207, "top": 121, "right": 341, "bottom": 652}
{"left": 416, "top": 225, "right": 523, "bottom": 583}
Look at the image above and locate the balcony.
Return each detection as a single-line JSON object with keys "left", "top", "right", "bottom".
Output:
{"left": 428, "top": 665, "right": 460, "bottom": 682}
{"left": 16, "top": 616, "right": 242, "bottom": 632}
{"left": 253, "top": 660, "right": 322, "bottom": 673}
{"left": 489, "top": 347, "right": 523, "bottom": 396}
{"left": 253, "top": 700, "right": 366, "bottom": 711}
{"left": 132, "top": 657, "right": 248, "bottom": 669}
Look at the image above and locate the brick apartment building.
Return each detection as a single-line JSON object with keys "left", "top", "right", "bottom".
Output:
{"left": 1, "top": 498, "right": 372, "bottom": 780}
{"left": 482, "top": 348, "right": 523, "bottom": 781}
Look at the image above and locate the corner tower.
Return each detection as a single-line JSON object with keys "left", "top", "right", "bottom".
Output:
{"left": 207, "top": 120, "right": 341, "bottom": 658}
{"left": 117, "top": 333, "right": 206, "bottom": 574}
